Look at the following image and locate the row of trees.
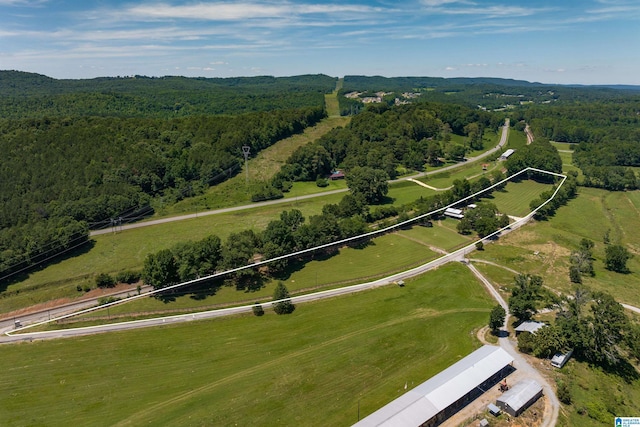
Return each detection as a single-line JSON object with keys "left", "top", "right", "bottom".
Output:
{"left": 140, "top": 166, "right": 522, "bottom": 297}
{"left": 529, "top": 172, "right": 578, "bottom": 220}
{"left": 140, "top": 205, "right": 371, "bottom": 293}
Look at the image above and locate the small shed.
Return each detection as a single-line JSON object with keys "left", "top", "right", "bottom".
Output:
{"left": 487, "top": 403, "right": 501, "bottom": 416}
{"left": 551, "top": 349, "right": 574, "bottom": 369}
{"left": 496, "top": 379, "right": 543, "bottom": 417}
{"left": 514, "top": 321, "right": 546, "bottom": 336}
{"left": 500, "top": 149, "right": 515, "bottom": 160}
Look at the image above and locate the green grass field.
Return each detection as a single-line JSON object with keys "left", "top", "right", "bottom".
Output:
{"left": 0, "top": 192, "right": 345, "bottom": 314}
{"left": 87, "top": 231, "right": 440, "bottom": 319}
{"left": 0, "top": 263, "right": 493, "bottom": 427}
{"left": 485, "top": 180, "right": 553, "bottom": 217}
{"left": 386, "top": 180, "right": 435, "bottom": 205}
{"left": 473, "top": 186, "right": 640, "bottom": 306}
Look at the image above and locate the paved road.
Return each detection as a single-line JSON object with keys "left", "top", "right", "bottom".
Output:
{"left": 0, "top": 285, "right": 154, "bottom": 334}
{"left": 91, "top": 120, "right": 510, "bottom": 237}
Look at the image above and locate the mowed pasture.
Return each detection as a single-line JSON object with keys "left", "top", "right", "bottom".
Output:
{"left": 0, "top": 192, "right": 343, "bottom": 314}
{"left": 474, "top": 186, "right": 640, "bottom": 307}
{"left": 93, "top": 231, "right": 441, "bottom": 319}
{"left": 484, "top": 180, "right": 554, "bottom": 218}
{"left": 0, "top": 263, "right": 493, "bottom": 427}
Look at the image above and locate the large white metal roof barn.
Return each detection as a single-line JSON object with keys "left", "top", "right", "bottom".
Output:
{"left": 353, "top": 345, "right": 514, "bottom": 427}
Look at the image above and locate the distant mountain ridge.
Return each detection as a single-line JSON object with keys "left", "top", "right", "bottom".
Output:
{"left": 2, "top": 70, "right": 639, "bottom": 94}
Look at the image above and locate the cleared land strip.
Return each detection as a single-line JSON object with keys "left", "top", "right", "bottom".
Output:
{"left": 91, "top": 119, "right": 510, "bottom": 236}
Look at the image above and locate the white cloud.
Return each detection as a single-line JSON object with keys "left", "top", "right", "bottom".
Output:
{"left": 433, "top": 5, "right": 549, "bottom": 17}
{"left": 421, "top": 0, "right": 469, "bottom": 6}
{"left": 122, "top": 2, "right": 379, "bottom": 21}
{"left": 0, "top": 0, "right": 47, "bottom": 5}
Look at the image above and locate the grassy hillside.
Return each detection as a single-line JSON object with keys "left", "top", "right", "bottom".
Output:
{"left": 0, "top": 263, "right": 493, "bottom": 426}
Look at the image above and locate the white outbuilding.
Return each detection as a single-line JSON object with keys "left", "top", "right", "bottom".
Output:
{"left": 496, "top": 379, "right": 543, "bottom": 417}
{"left": 444, "top": 207, "right": 464, "bottom": 219}
{"left": 500, "top": 149, "right": 515, "bottom": 160}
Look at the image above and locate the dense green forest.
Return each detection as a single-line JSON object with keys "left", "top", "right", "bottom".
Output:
{"left": 0, "top": 70, "right": 336, "bottom": 283}
{"left": 0, "top": 107, "right": 325, "bottom": 282}
{"left": 0, "top": 71, "right": 336, "bottom": 118}
{"left": 517, "top": 99, "right": 640, "bottom": 190}
{"left": 270, "top": 102, "right": 501, "bottom": 191}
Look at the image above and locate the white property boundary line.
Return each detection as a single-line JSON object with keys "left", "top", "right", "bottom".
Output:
{"left": 7, "top": 167, "right": 567, "bottom": 337}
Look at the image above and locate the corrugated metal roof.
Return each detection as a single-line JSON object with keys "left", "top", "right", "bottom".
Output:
{"left": 353, "top": 345, "right": 514, "bottom": 427}
{"left": 514, "top": 321, "right": 545, "bottom": 334}
{"left": 496, "top": 379, "right": 542, "bottom": 412}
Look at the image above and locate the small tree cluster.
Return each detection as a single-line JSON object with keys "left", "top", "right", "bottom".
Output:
{"left": 489, "top": 304, "right": 506, "bottom": 333}
{"left": 605, "top": 244, "right": 631, "bottom": 273}
{"left": 569, "top": 238, "right": 595, "bottom": 284}
{"left": 457, "top": 202, "right": 509, "bottom": 238}
{"left": 272, "top": 282, "right": 295, "bottom": 315}
{"left": 508, "top": 274, "right": 543, "bottom": 322}
{"left": 95, "top": 273, "right": 116, "bottom": 288}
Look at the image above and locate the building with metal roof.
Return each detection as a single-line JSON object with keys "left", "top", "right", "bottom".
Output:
{"left": 496, "top": 379, "right": 543, "bottom": 417}
{"left": 444, "top": 207, "right": 464, "bottom": 219}
{"left": 353, "top": 345, "right": 514, "bottom": 427}
{"left": 551, "top": 349, "right": 573, "bottom": 369}
{"left": 514, "top": 321, "right": 546, "bottom": 336}
{"left": 500, "top": 149, "right": 515, "bottom": 160}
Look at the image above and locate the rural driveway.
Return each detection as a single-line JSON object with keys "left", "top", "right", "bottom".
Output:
{"left": 91, "top": 120, "right": 510, "bottom": 236}
{"left": 466, "top": 262, "right": 560, "bottom": 427}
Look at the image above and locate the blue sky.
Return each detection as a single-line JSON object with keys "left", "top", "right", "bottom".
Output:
{"left": 1, "top": 0, "right": 639, "bottom": 84}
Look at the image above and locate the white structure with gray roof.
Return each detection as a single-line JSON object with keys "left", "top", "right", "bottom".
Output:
{"left": 514, "top": 320, "right": 546, "bottom": 335}
{"left": 353, "top": 345, "right": 514, "bottom": 427}
{"left": 496, "top": 378, "right": 543, "bottom": 417}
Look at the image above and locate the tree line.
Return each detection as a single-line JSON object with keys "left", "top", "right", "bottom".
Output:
{"left": 138, "top": 164, "right": 542, "bottom": 299}
{"left": 515, "top": 98, "right": 640, "bottom": 191}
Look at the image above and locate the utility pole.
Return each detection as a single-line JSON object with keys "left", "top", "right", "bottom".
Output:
{"left": 242, "top": 145, "right": 251, "bottom": 186}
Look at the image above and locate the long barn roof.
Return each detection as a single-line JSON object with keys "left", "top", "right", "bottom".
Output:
{"left": 353, "top": 345, "right": 514, "bottom": 427}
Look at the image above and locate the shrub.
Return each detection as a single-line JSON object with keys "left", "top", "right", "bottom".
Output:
{"left": 252, "top": 303, "right": 265, "bottom": 316}
{"left": 517, "top": 331, "right": 535, "bottom": 353}
{"left": 557, "top": 380, "right": 572, "bottom": 405}
{"left": 97, "top": 296, "right": 119, "bottom": 305}
{"left": 316, "top": 176, "right": 329, "bottom": 188}
{"left": 475, "top": 241, "right": 484, "bottom": 251}
{"left": 272, "top": 282, "right": 295, "bottom": 315}
{"left": 115, "top": 270, "right": 141, "bottom": 284}
{"left": 95, "top": 273, "right": 116, "bottom": 288}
